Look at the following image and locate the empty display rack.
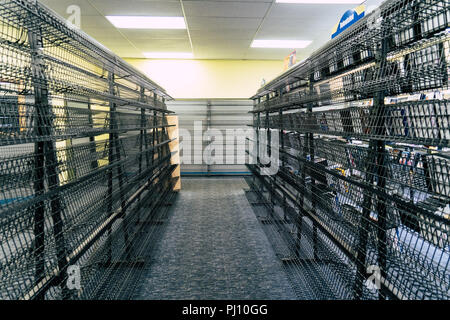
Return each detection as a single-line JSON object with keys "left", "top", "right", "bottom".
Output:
{"left": 0, "top": 0, "right": 178, "bottom": 300}
{"left": 247, "top": 0, "right": 449, "bottom": 300}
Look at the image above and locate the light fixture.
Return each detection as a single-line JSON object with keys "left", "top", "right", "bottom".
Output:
{"left": 143, "top": 52, "right": 194, "bottom": 59}
{"left": 251, "top": 40, "right": 312, "bottom": 48}
{"left": 276, "top": 0, "right": 363, "bottom": 4}
{"left": 106, "top": 16, "right": 186, "bottom": 29}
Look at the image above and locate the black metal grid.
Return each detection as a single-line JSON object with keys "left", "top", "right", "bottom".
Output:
{"left": 0, "top": 0, "right": 178, "bottom": 300}
{"left": 256, "top": 99, "right": 450, "bottom": 148}
{"left": 248, "top": 0, "right": 449, "bottom": 300}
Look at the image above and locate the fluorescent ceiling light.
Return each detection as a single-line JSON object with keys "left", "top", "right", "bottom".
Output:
{"left": 143, "top": 52, "right": 194, "bottom": 59}
{"left": 276, "top": 0, "right": 362, "bottom": 4}
{"left": 251, "top": 40, "right": 312, "bottom": 48}
{"left": 106, "top": 16, "right": 186, "bottom": 29}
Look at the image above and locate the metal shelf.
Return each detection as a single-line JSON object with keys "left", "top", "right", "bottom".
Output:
{"left": 248, "top": 0, "right": 449, "bottom": 300}
{"left": 0, "top": 0, "right": 178, "bottom": 300}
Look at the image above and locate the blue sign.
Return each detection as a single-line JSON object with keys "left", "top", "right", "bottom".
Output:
{"left": 331, "top": 5, "right": 365, "bottom": 39}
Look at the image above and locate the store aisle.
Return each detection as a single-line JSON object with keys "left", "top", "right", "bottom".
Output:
{"left": 134, "top": 177, "right": 296, "bottom": 300}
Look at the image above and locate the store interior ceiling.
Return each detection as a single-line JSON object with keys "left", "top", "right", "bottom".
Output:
{"left": 40, "top": 0, "right": 386, "bottom": 60}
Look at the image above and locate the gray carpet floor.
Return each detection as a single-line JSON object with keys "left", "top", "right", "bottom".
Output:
{"left": 134, "top": 177, "right": 296, "bottom": 300}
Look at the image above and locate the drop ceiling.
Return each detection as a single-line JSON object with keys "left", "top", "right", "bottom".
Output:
{"left": 40, "top": 0, "right": 385, "bottom": 60}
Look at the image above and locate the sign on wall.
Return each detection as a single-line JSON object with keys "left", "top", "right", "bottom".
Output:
{"left": 331, "top": 5, "right": 365, "bottom": 39}
{"left": 283, "top": 50, "right": 297, "bottom": 71}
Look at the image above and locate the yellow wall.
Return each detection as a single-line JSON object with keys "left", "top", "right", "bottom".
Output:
{"left": 125, "top": 59, "right": 284, "bottom": 99}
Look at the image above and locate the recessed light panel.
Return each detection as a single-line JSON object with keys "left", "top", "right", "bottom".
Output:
{"left": 106, "top": 16, "right": 186, "bottom": 29}
{"left": 276, "top": 0, "right": 363, "bottom": 4}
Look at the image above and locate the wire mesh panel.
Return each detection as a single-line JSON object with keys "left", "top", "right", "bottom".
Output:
{"left": 167, "top": 99, "right": 252, "bottom": 176}
{"left": 248, "top": 0, "right": 449, "bottom": 300}
{"left": 0, "top": 0, "right": 177, "bottom": 300}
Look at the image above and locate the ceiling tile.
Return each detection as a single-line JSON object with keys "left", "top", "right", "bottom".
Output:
{"left": 269, "top": 3, "right": 357, "bottom": 19}
{"left": 39, "top": 0, "right": 98, "bottom": 15}
{"left": 262, "top": 16, "right": 336, "bottom": 32}
{"left": 132, "top": 39, "right": 192, "bottom": 52}
{"left": 81, "top": 27, "right": 127, "bottom": 42}
{"left": 190, "top": 28, "right": 255, "bottom": 40}
{"left": 193, "top": 38, "right": 250, "bottom": 59}
{"left": 110, "top": 48, "right": 146, "bottom": 59}
{"left": 192, "top": 38, "right": 251, "bottom": 47}
{"left": 183, "top": 1, "right": 271, "bottom": 18}
{"left": 245, "top": 47, "right": 313, "bottom": 60}
{"left": 256, "top": 22, "right": 332, "bottom": 41}
{"left": 40, "top": 0, "right": 383, "bottom": 60}
{"left": 187, "top": 17, "right": 262, "bottom": 30}
{"left": 91, "top": 0, "right": 183, "bottom": 16}
{"left": 194, "top": 49, "right": 248, "bottom": 60}
{"left": 186, "top": 0, "right": 271, "bottom": 2}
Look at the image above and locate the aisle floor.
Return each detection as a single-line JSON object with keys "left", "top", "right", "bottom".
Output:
{"left": 134, "top": 177, "right": 296, "bottom": 299}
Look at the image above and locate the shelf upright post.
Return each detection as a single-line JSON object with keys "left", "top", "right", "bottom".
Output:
{"left": 108, "top": 72, "right": 125, "bottom": 208}
{"left": 162, "top": 97, "right": 170, "bottom": 159}
{"left": 207, "top": 100, "right": 212, "bottom": 176}
{"left": 254, "top": 98, "right": 261, "bottom": 187}
{"left": 106, "top": 72, "right": 116, "bottom": 264}
{"left": 106, "top": 71, "right": 129, "bottom": 262}
{"left": 279, "top": 101, "right": 284, "bottom": 168}
{"left": 154, "top": 109, "right": 160, "bottom": 170}
{"left": 87, "top": 99, "right": 99, "bottom": 169}
{"left": 28, "top": 28, "right": 68, "bottom": 299}
{"left": 265, "top": 94, "right": 274, "bottom": 209}
{"left": 353, "top": 31, "right": 389, "bottom": 300}
{"left": 137, "top": 87, "right": 148, "bottom": 223}
{"left": 294, "top": 96, "right": 309, "bottom": 257}
{"left": 256, "top": 98, "right": 261, "bottom": 166}
{"left": 151, "top": 94, "right": 158, "bottom": 171}
{"left": 307, "top": 75, "right": 318, "bottom": 260}
{"left": 157, "top": 97, "right": 163, "bottom": 162}
{"left": 295, "top": 129, "right": 307, "bottom": 258}
{"left": 266, "top": 95, "right": 271, "bottom": 160}
{"left": 373, "top": 34, "right": 390, "bottom": 299}
{"left": 279, "top": 92, "right": 287, "bottom": 220}
{"left": 421, "top": 154, "right": 433, "bottom": 193}
{"left": 29, "top": 29, "right": 46, "bottom": 299}
{"left": 354, "top": 144, "right": 376, "bottom": 298}
{"left": 159, "top": 96, "right": 168, "bottom": 192}
{"left": 139, "top": 87, "right": 147, "bottom": 175}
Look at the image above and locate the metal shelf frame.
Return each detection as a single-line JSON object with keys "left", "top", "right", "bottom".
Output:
{"left": 0, "top": 0, "right": 178, "bottom": 300}
{"left": 248, "top": 0, "right": 449, "bottom": 300}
